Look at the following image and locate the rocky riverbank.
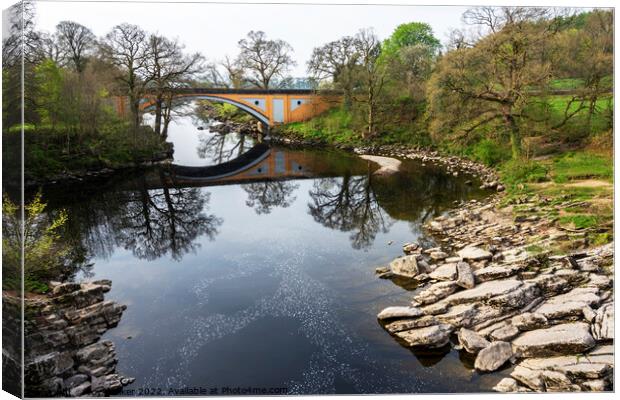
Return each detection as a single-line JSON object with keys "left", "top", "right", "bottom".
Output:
{"left": 12, "top": 281, "right": 133, "bottom": 397}
{"left": 376, "top": 193, "right": 614, "bottom": 392}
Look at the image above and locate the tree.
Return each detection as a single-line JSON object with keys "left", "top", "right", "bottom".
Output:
{"left": 34, "top": 59, "right": 63, "bottom": 128}
{"left": 102, "top": 23, "right": 151, "bottom": 132}
{"left": 237, "top": 31, "right": 295, "bottom": 89}
{"left": 427, "top": 7, "right": 559, "bottom": 159}
{"left": 555, "top": 10, "right": 613, "bottom": 130}
{"left": 2, "top": 0, "right": 42, "bottom": 127}
{"left": 381, "top": 22, "right": 441, "bottom": 58}
{"left": 145, "top": 34, "right": 204, "bottom": 137}
{"left": 307, "top": 36, "right": 359, "bottom": 109}
{"left": 40, "top": 32, "right": 67, "bottom": 66}
{"left": 2, "top": 193, "right": 71, "bottom": 292}
{"left": 55, "top": 21, "right": 96, "bottom": 73}
{"left": 353, "top": 28, "right": 386, "bottom": 139}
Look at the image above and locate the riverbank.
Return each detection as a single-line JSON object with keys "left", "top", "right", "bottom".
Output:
{"left": 271, "top": 128, "right": 613, "bottom": 392}
{"left": 3, "top": 281, "right": 133, "bottom": 396}
{"left": 376, "top": 192, "right": 613, "bottom": 391}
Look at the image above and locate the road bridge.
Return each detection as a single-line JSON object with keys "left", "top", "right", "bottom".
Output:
{"left": 115, "top": 88, "right": 341, "bottom": 127}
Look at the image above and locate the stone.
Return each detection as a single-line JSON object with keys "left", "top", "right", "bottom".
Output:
{"left": 540, "top": 370, "right": 573, "bottom": 391}
{"left": 428, "top": 263, "right": 457, "bottom": 281}
{"left": 580, "top": 379, "right": 608, "bottom": 391}
{"left": 64, "top": 374, "right": 88, "bottom": 389}
{"left": 474, "top": 264, "right": 522, "bottom": 282}
{"left": 402, "top": 243, "right": 419, "bottom": 253}
{"left": 512, "top": 313, "right": 548, "bottom": 331}
{"left": 511, "top": 365, "right": 544, "bottom": 391}
{"left": 445, "top": 279, "right": 522, "bottom": 305}
{"left": 377, "top": 306, "right": 423, "bottom": 321}
{"left": 591, "top": 302, "right": 613, "bottom": 341}
{"left": 389, "top": 255, "right": 421, "bottom": 278}
{"left": 512, "top": 322, "right": 596, "bottom": 358}
{"left": 457, "top": 328, "right": 489, "bottom": 354}
{"left": 474, "top": 341, "right": 513, "bottom": 371}
{"left": 395, "top": 324, "right": 453, "bottom": 348}
{"left": 413, "top": 281, "right": 459, "bottom": 305}
{"left": 69, "top": 381, "right": 91, "bottom": 397}
{"left": 456, "top": 261, "right": 475, "bottom": 289}
{"left": 384, "top": 316, "right": 438, "bottom": 333}
{"left": 430, "top": 251, "right": 448, "bottom": 261}
{"left": 457, "top": 246, "right": 492, "bottom": 261}
{"left": 561, "top": 363, "right": 610, "bottom": 380}
{"left": 489, "top": 324, "right": 520, "bottom": 341}
{"left": 493, "top": 377, "right": 520, "bottom": 392}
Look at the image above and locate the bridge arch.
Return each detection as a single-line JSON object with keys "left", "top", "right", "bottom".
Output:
{"left": 142, "top": 94, "right": 270, "bottom": 126}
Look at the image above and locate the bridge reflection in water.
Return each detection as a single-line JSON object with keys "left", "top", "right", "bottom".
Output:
{"left": 138, "top": 143, "right": 364, "bottom": 189}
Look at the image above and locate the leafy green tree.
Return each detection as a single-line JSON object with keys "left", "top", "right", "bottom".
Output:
{"left": 427, "top": 7, "right": 560, "bottom": 159}
{"left": 34, "top": 59, "right": 64, "bottom": 127}
{"left": 381, "top": 22, "right": 441, "bottom": 58}
{"left": 2, "top": 193, "right": 71, "bottom": 292}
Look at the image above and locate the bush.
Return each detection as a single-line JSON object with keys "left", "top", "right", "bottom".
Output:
{"left": 2, "top": 193, "right": 71, "bottom": 293}
{"left": 470, "top": 139, "right": 511, "bottom": 167}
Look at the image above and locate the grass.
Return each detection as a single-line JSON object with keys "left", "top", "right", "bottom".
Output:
{"left": 501, "top": 149, "right": 613, "bottom": 247}
{"left": 2, "top": 123, "right": 169, "bottom": 182}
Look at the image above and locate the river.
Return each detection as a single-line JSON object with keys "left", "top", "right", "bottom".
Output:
{"left": 39, "top": 105, "right": 500, "bottom": 394}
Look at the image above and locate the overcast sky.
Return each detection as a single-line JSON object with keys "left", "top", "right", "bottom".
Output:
{"left": 16, "top": 1, "right": 605, "bottom": 76}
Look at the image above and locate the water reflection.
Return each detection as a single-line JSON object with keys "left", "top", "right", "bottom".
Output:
{"left": 243, "top": 180, "right": 300, "bottom": 215}
{"left": 111, "top": 175, "right": 222, "bottom": 261}
{"left": 308, "top": 172, "right": 393, "bottom": 250}
{"left": 197, "top": 131, "right": 254, "bottom": 165}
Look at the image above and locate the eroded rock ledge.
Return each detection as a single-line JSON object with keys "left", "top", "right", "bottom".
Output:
{"left": 21, "top": 280, "right": 133, "bottom": 397}
{"left": 377, "top": 197, "right": 614, "bottom": 392}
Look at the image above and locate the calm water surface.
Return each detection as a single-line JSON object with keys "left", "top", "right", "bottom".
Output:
{"left": 41, "top": 111, "right": 501, "bottom": 394}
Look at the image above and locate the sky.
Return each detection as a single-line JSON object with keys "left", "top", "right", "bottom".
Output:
{"left": 7, "top": 0, "right": 607, "bottom": 77}
{"left": 30, "top": 0, "right": 472, "bottom": 76}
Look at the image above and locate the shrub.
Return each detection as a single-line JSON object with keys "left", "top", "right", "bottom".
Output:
{"left": 470, "top": 139, "right": 511, "bottom": 167}
{"left": 2, "top": 193, "right": 72, "bottom": 293}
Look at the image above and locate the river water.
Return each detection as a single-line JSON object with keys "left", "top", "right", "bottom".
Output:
{"left": 40, "top": 107, "right": 501, "bottom": 394}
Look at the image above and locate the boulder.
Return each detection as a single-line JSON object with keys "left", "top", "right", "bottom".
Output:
{"left": 512, "top": 322, "right": 596, "bottom": 358}
{"left": 377, "top": 306, "right": 423, "bottom": 321}
{"left": 428, "top": 263, "right": 457, "bottom": 281}
{"left": 457, "top": 328, "right": 489, "bottom": 354}
{"left": 489, "top": 324, "right": 520, "bottom": 341}
{"left": 430, "top": 251, "right": 448, "bottom": 261}
{"left": 395, "top": 324, "right": 453, "bottom": 348}
{"left": 456, "top": 261, "right": 475, "bottom": 289}
{"left": 445, "top": 279, "right": 522, "bottom": 305}
{"left": 390, "top": 255, "right": 422, "bottom": 278}
{"left": 511, "top": 365, "right": 544, "bottom": 391}
{"left": 591, "top": 302, "right": 613, "bottom": 341}
{"left": 474, "top": 341, "right": 513, "bottom": 371}
{"left": 512, "top": 313, "right": 548, "bottom": 331}
{"left": 413, "top": 281, "right": 459, "bottom": 305}
{"left": 457, "top": 246, "right": 492, "bottom": 261}
{"left": 493, "top": 377, "right": 520, "bottom": 392}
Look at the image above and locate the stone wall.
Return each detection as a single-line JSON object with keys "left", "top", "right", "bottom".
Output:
{"left": 23, "top": 280, "right": 133, "bottom": 397}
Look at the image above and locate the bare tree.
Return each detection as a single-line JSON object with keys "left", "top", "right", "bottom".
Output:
{"left": 101, "top": 23, "right": 150, "bottom": 132}
{"left": 307, "top": 36, "right": 359, "bottom": 108}
{"left": 145, "top": 34, "right": 204, "bottom": 137}
{"left": 237, "top": 31, "right": 296, "bottom": 89}
{"left": 353, "top": 28, "right": 386, "bottom": 138}
{"left": 40, "top": 32, "right": 67, "bottom": 66}
{"left": 55, "top": 21, "right": 96, "bottom": 72}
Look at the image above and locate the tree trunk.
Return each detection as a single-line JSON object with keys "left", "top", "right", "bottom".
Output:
{"left": 154, "top": 96, "right": 163, "bottom": 136}
{"left": 503, "top": 107, "right": 521, "bottom": 159}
